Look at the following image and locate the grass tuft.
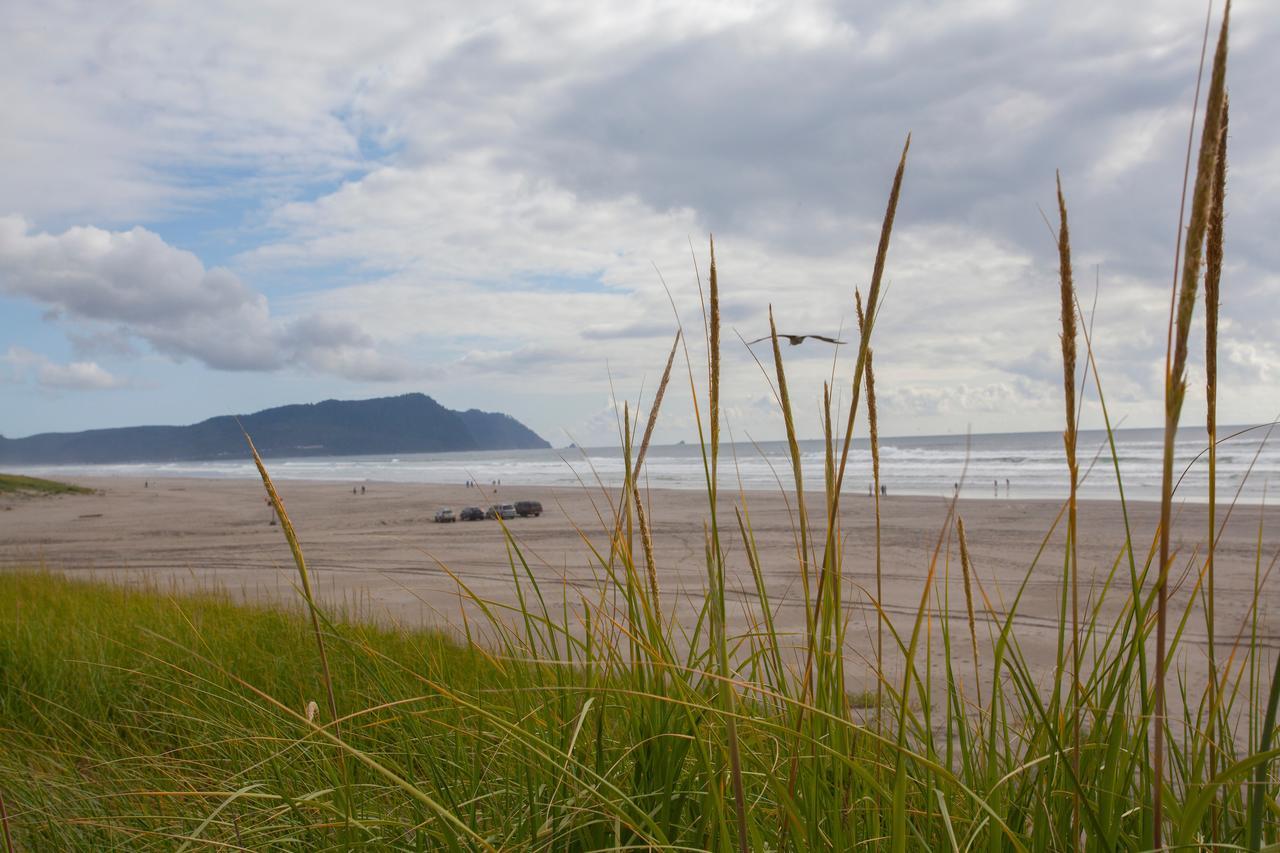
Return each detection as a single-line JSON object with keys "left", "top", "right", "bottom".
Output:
{"left": 0, "top": 474, "right": 93, "bottom": 496}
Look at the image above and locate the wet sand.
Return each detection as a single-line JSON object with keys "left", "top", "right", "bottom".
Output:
{"left": 2, "top": 476, "right": 1276, "bottom": 695}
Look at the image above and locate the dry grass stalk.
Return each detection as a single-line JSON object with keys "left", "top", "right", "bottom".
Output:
{"left": 812, "top": 133, "right": 909, "bottom": 679}
{"left": 1154, "top": 4, "right": 1231, "bottom": 844}
{"left": 812, "top": 137, "right": 909, "bottom": 649}
{"left": 623, "top": 401, "right": 634, "bottom": 560}
{"left": 631, "top": 331, "right": 682, "bottom": 620}
{"left": 1055, "top": 170, "right": 1081, "bottom": 837}
{"left": 832, "top": 135, "right": 910, "bottom": 504}
{"left": 768, "top": 305, "right": 813, "bottom": 603}
{"left": 703, "top": 237, "right": 747, "bottom": 853}
{"left": 708, "top": 237, "right": 721, "bottom": 469}
{"left": 956, "top": 518, "right": 982, "bottom": 709}
{"left": 631, "top": 496, "right": 659, "bottom": 620}
{"left": 823, "top": 381, "right": 835, "bottom": 499}
{"left": 242, "top": 428, "right": 341, "bottom": 740}
{"left": 771, "top": 304, "right": 817, "bottom": 848}
{"left": 1204, "top": 92, "right": 1228, "bottom": 821}
{"left": 1205, "top": 96, "right": 1227, "bottom": 437}
{"left": 241, "top": 424, "right": 350, "bottom": 813}
{"left": 633, "top": 331, "right": 681, "bottom": 479}
{"left": 857, "top": 290, "right": 886, "bottom": 724}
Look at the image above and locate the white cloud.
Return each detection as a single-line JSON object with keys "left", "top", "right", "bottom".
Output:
{"left": 2, "top": 346, "right": 127, "bottom": 391}
{"left": 0, "top": 214, "right": 278, "bottom": 370}
{"left": 0, "top": 215, "right": 415, "bottom": 382}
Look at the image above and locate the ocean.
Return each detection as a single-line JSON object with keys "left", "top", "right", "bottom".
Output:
{"left": 9, "top": 425, "right": 1277, "bottom": 504}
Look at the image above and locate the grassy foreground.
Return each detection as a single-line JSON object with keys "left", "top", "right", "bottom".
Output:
{"left": 0, "top": 571, "right": 512, "bottom": 850}
{"left": 0, "top": 473, "right": 93, "bottom": 496}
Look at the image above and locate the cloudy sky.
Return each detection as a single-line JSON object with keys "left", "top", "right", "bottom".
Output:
{"left": 2, "top": 0, "right": 1275, "bottom": 446}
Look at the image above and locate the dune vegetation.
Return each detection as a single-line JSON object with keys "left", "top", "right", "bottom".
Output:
{"left": 1, "top": 5, "right": 1276, "bottom": 850}
{"left": 0, "top": 474, "right": 93, "bottom": 497}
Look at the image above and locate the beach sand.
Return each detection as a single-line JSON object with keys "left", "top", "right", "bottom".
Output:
{"left": 2, "top": 476, "right": 1275, "bottom": 697}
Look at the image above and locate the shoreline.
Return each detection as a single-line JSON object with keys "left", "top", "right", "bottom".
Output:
{"left": 0, "top": 466, "right": 1247, "bottom": 505}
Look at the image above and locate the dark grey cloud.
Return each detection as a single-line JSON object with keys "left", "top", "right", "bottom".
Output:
{"left": 279, "top": 315, "right": 426, "bottom": 382}
{"left": 68, "top": 328, "right": 138, "bottom": 359}
{"left": 464, "top": 1, "right": 1280, "bottom": 280}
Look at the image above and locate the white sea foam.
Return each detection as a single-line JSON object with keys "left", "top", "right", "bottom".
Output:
{"left": 10, "top": 426, "right": 1277, "bottom": 504}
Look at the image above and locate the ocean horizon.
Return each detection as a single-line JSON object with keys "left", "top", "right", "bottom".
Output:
{"left": 8, "top": 424, "right": 1276, "bottom": 505}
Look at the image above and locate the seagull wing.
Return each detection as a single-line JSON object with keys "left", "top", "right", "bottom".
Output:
{"left": 744, "top": 335, "right": 772, "bottom": 345}
{"left": 808, "top": 335, "right": 847, "bottom": 345}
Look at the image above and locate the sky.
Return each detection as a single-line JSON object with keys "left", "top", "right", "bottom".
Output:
{"left": 2, "top": 0, "right": 1276, "bottom": 447}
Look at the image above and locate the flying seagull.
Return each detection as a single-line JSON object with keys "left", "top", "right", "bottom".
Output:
{"left": 745, "top": 333, "right": 846, "bottom": 347}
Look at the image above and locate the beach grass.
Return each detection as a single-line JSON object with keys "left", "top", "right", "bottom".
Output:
{"left": 0, "top": 570, "right": 513, "bottom": 850}
{"left": 2, "top": 5, "right": 1277, "bottom": 849}
{"left": 0, "top": 473, "right": 93, "bottom": 497}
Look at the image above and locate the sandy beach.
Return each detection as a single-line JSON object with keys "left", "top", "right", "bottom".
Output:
{"left": 2, "top": 476, "right": 1276, "bottom": 694}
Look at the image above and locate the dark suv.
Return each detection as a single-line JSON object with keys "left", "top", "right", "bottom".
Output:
{"left": 515, "top": 500, "right": 543, "bottom": 518}
{"left": 459, "top": 506, "right": 485, "bottom": 521}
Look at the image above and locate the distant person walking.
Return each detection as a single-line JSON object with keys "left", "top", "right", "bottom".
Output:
{"left": 994, "top": 479, "right": 998, "bottom": 498}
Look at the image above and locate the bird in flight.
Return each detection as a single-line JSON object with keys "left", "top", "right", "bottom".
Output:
{"left": 745, "top": 333, "right": 846, "bottom": 347}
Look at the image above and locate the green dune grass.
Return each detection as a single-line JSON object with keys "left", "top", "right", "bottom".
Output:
{"left": 0, "top": 571, "right": 514, "bottom": 850}
{"left": 0, "top": 474, "right": 93, "bottom": 496}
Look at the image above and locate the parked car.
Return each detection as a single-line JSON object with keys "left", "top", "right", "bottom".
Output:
{"left": 486, "top": 504, "right": 516, "bottom": 520}
{"left": 459, "top": 506, "right": 485, "bottom": 521}
{"left": 515, "top": 500, "right": 543, "bottom": 518}
{"left": 433, "top": 508, "right": 455, "bottom": 523}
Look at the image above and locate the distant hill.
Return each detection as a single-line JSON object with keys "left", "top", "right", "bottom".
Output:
{"left": 0, "top": 394, "right": 550, "bottom": 464}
